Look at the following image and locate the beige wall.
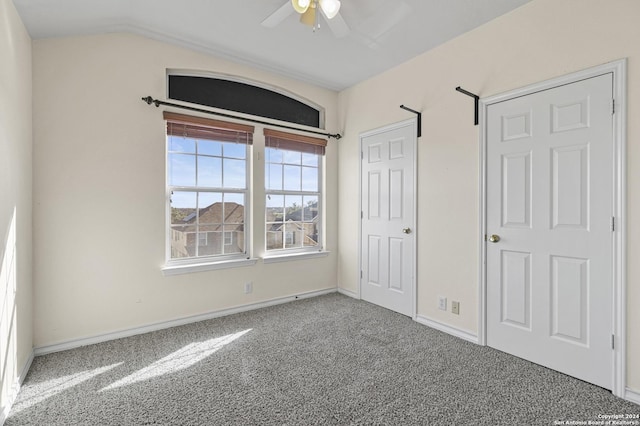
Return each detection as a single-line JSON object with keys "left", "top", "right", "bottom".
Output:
{"left": 338, "top": 0, "right": 640, "bottom": 392}
{"left": 0, "top": 0, "right": 33, "bottom": 417}
{"left": 25, "top": 0, "right": 640, "bottom": 401}
{"left": 32, "top": 33, "right": 339, "bottom": 347}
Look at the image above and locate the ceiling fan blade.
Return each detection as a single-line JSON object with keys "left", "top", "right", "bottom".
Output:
{"left": 321, "top": 10, "right": 350, "bottom": 38}
{"left": 318, "top": 7, "right": 351, "bottom": 38}
{"left": 261, "top": 1, "right": 294, "bottom": 28}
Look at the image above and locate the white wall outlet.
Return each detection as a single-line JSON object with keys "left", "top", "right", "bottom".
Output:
{"left": 452, "top": 301, "right": 460, "bottom": 315}
{"left": 438, "top": 296, "right": 447, "bottom": 311}
{"left": 244, "top": 282, "right": 253, "bottom": 294}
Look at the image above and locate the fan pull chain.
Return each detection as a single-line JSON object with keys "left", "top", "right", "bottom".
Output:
{"left": 313, "top": 0, "right": 320, "bottom": 32}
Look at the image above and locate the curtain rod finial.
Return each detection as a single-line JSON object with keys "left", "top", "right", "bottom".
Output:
{"left": 141, "top": 96, "right": 161, "bottom": 107}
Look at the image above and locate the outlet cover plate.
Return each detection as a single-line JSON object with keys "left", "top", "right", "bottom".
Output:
{"left": 438, "top": 296, "right": 447, "bottom": 311}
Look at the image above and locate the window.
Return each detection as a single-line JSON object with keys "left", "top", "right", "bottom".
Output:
{"left": 167, "top": 72, "right": 324, "bottom": 129}
{"left": 285, "top": 231, "right": 295, "bottom": 246}
{"left": 165, "top": 112, "right": 253, "bottom": 263}
{"left": 264, "top": 129, "right": 325, "bottom": 253}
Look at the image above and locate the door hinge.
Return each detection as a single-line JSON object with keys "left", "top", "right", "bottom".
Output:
{"left": 361, "top": 211, "right": 364, "bottom": 219}
{"left": 361, "top": 151, "right": 364, "bottom": 159}
{"left": 612, "top": 334, "right": 615, "bottom": 350}
{"left": 612, "top": 99, "right": 615, "bottom": 115}
{"left": 360, "top": 270, "right": 363, "bottom": 279}
{"left": 611, "top": 216, "right": 615, "bottom": 232}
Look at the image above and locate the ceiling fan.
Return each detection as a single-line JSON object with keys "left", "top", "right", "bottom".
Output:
{"left": 262, "top": 0, "right": 350, "bottom": 38}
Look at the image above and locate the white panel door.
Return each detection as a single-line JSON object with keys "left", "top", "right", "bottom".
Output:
{"left": 361, "top": 121, "right": 416, "bottom": 317}
{"left": 486, "top": 74, "right": 614, "bottom": 389}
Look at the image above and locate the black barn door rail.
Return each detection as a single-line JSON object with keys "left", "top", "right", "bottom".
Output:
{"left": 455, "top": 87, "right": 480, "bottom": 126}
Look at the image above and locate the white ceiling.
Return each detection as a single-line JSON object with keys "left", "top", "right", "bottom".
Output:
{"left": 12, "top": 0, "right": 531, "bottom": 91}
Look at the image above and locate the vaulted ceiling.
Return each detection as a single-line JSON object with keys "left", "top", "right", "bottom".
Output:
{"left": 13, "top": 0, "right": 531, "bottom": 91}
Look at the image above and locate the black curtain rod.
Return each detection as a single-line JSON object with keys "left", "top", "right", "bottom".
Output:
{"left": 141, "top": 96, "right": 342, "bottom": 140}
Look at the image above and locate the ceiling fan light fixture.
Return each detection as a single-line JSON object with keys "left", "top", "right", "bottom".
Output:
{"left": 319, "top": 0, "right": 341, "bottom": 19}
{"left": 292, "top": 0, "right": 310, "bottom": 14}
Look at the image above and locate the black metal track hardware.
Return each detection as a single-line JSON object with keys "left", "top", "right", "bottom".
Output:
{"left": 455, "top": 87, "right": 480, "bottom": 126}
{"left": 399, "top": 105, "right": 422, "bottom": 137}
{"left": 141, "top": 96, "right": 342, "bottom": 140}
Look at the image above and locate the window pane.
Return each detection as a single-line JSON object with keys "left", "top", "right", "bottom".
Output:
{"left": 285, "top": 195, "right": 303, "bottom": 221}
{"left": 223, "top": 225, "right": 244, "bottom": 254}
{"left": 170, "top": 227, "right": 196, "bottom": 258}
{"left": 198, "top": 225, "right": 222, "bottom": 256}
{"left": 284, "top": 223, "right": 302, "bottom": 249}
{"left": 266, "top": 194, "right": 284, "bottom": 223}
{"left": 198, "top": 192, "right": 222, "bottom": 224}
{"left": 224, "top": 192, "right": 244, "bottom": 207}
{"left": 197, "top": 156, "right": 222, "bottom": 188}
{"left": 266, "top": 147, "right": 282, "bottom": 164}
{"left": 198, "top": 140, "right": 222, "bottom": 156}
{"left": 170, "top": 192, "right": 199, "bottom": 259}
{"left": 267, "top": 164, "right": 283, "bottom": 191}
{"left": 303, "top": 196, "right": 318, "bottom": 221}
{"left": 302, "top": 152, "right": 318, "bottom": 167}
{"left": 283, "top": 150, "right": 301, "bottom": 165}
{"left": 304, "top": 225, "right": 319, "bottom": 247}
{"left": 303, "top": 196, "right": 319, "bottom": 247}
{"left": 283, "top": 165, "right": 301, "bottom": 191}
{"left": 301, "top": 166, "right": 318, "bottom": 192}
{"left": 266, "top": 230, "right": 283, "bottom": 251}
{"left": 223, "top": 143, "right": 246, "bottom": 159}
{"left": 223, "top": 159, "right": 246, "bottom": 188}
{"left": 171, "top": 191, "right": 197, "bottom": 225}
{"left": 223, "top": 193, "right": 245, "bottom": 224}
{"left": 169, "top": 136, "right": 195, "bottom": 154}
{"left": 169, "top": 154, "right": 196, "bottom": 186}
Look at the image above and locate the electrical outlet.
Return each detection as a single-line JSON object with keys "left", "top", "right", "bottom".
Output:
{"left": 244, "top": 282, "right": 253, "bottom": 294}
{"left": 452, "top": 301, "right": 460, "bottom": 315}
{"left": 438, "top": 296, "right": 447, "bottom": 311}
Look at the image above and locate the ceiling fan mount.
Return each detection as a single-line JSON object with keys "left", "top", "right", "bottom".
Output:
{"left": 262, "top": 0, "right": 349, "bottom": 37}
{"left": 291, "top": 0, "right": 340, "bottom": 20}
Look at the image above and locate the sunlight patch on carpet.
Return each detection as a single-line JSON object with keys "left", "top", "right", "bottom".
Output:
{"left": 100, "top": 329, "right": 251, "bottom": 391}
{"left": 10, "top": 363, "right": 123, "bottom": 415}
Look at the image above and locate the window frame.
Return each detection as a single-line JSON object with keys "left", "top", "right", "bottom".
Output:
{"left": 164, "top": 113, "right": 253, "bottom": 268}
{"left": 264, "top": 130, "right": 325, "bottom": 256}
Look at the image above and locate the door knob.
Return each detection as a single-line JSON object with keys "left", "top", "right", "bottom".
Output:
{"left": 488, "top": 234, "right": 500, "bottom": 243}
{"left": 402, "top": 228, "right": 412, "bottom": 234}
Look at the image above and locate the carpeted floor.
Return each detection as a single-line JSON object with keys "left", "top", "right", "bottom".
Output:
{"left": 6, "top": 293, "right": 640, "bottom": 425}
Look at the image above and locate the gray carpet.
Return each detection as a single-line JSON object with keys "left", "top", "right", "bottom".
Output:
{"left": 6, "top": 293, "right": 640, "bottom": 425}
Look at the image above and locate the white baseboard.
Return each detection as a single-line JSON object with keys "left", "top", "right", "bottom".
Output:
{"left": 626, "top": 388, "right": 640, "bottom": 406}
{"left": 0, "top": 349, "right": 34, "bottom": 425}
{"left": 337, "top": 287, "right": 359, "bottom": 299}
{"left": 415, "top": 315, "right": 479, "bottom": 344}
{"left": 35, "top": 288, "right": 337, "bottom": 356}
